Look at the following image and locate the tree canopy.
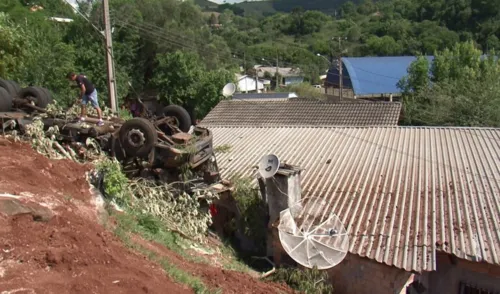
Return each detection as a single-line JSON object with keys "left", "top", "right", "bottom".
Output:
{"left": 399, "top": 41, "right": 500, "bottom": 127}
{"left": 0, "top": 0, "right": 499, "bottom": 125}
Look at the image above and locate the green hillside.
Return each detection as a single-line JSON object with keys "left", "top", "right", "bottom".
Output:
{"left": 234, "top": 0, "right": 362, "bottom": 17}
{"left": 193, "top": 0, "right": 219, "bottom": 11}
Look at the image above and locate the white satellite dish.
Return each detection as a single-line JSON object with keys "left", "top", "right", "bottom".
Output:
{"left": 278, "top": 197, "right": 349, "bottom": 269}
{"left": 258, "top": 154, "right": 280, "bottom": 178}
{"left": 222, "top": 83, "right": 236, "bottom": 98}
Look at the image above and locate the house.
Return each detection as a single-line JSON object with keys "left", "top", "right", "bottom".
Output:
{"left": 200, "top": 99, "right": 402, "bottom": 127}
{"left": 235, "top": 74, "right": 265, "bottom": 93}
{"left": 326, "top": 56, "right": 434, "bottom": 101}
{"left": 255, "top": 66, "right": 304, "bottom": 86}
{"left": 209, "top": 125, "right": 500, "bottom": 294}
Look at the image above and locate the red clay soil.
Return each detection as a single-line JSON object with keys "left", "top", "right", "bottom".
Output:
{"left": 0, "top": 139, "right": 294, "bottom": 294}
{"left": 131, "top": 236, "right": 296, "bottom": 294}
{"left": 0, "top": 139, "right": 92, "bottom": 202}
{"left": 0, "top": 140, "right": 190, "bottom": 293}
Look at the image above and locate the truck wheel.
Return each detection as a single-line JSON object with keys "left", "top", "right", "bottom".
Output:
{"left": 119, "top": 118, "right": 157, "bottom": 158}
{"left": 0, "top": 87, "right": 13, "bottom": 112}
{"left": 111, "top": 137, "right": 126, "bottom": 161}
{"left": 162, "top": 105, "right": 191, "bottom": 133}
{"left": 39, "top": 87, "right": 53, "bottom": 103}
{"left": 0, "top": 79, "right": 17, "bottom": 98}
{"left": 8, "top": 81, "right": 21, "bottom": 98}
{"left": 18, "top": 86, "right": 50, "bottom": 108}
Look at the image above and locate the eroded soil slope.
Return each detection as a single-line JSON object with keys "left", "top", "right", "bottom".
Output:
{"left": 0, "top": 139, "right": 293, "bottom": 294}
{"left": 0, "top": 140, "right": 190, "bottom": 293}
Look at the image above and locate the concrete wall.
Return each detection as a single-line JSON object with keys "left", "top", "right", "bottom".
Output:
{"left": 327, "top": 254, "right": 414, "bottom": 294}
{"left": 427, "top": 253, "right": 500, "bottom": 294}
{"left": 325, "top": 252, "right": 500, "bottom": 294}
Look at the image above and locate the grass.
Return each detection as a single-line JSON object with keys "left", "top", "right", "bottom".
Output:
{"left": 112, "top": 211, "right": 211, "bottom": 293}
{"left": 110, "top": 207, "right": 253, "bottom": 293}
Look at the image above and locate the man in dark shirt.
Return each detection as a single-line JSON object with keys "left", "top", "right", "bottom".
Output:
{"left": 67, "top": 72, "right": 104, "bottom": 126}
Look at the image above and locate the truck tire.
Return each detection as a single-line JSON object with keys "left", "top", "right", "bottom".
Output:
{"left": 8, "top": 81, "right": 21, "bottom": 98}
{"left": 111, "top": 137, "right": 127, "bottom": 161}
{"left": 0, "top": 79, "right": 17, "bottom": 98}
{"left": 39, "top": 87, "right": 53, "bottom": 103}
{"left": 18, "top": 86, "right": 50, "bottom": 108}
{"left": 162, "top": 105, "right": 191, "bottom": 133}
{"left": 119, "top": 118, "right": 157, "bottom": 158}
{"left": 0, "top": 87, "right": 13, "bottom": 112}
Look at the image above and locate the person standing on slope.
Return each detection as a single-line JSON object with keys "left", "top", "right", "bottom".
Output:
{"left": 67, "top": 72, "right": 104, "bottom": 126}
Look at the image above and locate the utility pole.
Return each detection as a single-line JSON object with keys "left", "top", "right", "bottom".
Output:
{"left": 275, "top": 50, "right": 280, "bottom": 89}
{"left": 334, "top": 37, "right": 345, "bottom": 101}
{"left": 103, "top": 0, "right": 117, "bottom": 112}
{"left": 255, "top": 68, "right": 259, "bottom": 93}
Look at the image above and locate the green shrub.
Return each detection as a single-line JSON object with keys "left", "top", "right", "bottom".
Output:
{"left": 232, "top": 177, "right": 268, "bottom": 254}
{"left": 95, "top": 158, "right": 129, "bottom": 200}
{"left": 265, "top": 266, "right": 333, "bottom": 294}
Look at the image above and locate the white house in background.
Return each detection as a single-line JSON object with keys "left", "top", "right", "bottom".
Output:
{"left": 236, "top": 74, "right": 265, "bottom": 93}
{"left": 254, "top": 66, "right": 304, "bottom": 86}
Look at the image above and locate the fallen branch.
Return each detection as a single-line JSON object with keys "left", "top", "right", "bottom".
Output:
{"left": 261, "top": 267, "right": 276, "bottom": 278}
{"left": 53, "top": 141, "right": 72, "bottom": 160}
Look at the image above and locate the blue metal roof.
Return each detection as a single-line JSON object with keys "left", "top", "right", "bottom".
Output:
{"left": 326, "top": 56, "right": 434, "bottom": 96}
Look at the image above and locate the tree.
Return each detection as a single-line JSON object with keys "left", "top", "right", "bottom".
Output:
{"left": 152, "top": 51, "right": 233, "bottom": 119}
{"left": 399, "top": 41, "right": 500, "bottom": 126}
{"left": 0, "top": 13, "right": 27, "bottom": 80}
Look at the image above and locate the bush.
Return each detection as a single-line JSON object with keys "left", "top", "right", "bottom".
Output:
{"left": 231, "top": 177, "right": 268, "bottom": 254}
{"left": 265, "top": 266, "right": 333, "bottom": 294}
{"left": 95, "top": 158, "right": 130, "bottom": 200}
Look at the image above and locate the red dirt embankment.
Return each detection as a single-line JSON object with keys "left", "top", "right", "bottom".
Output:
{"left": 0, "top": 140, "right": 294, "bottom": 294}
{"left": 0, "top": 140, "right": 190, "bottom": 293}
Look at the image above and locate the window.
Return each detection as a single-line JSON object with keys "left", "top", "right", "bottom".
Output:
{"left": 459, "top": 282, "right": 500, "bottom": 294}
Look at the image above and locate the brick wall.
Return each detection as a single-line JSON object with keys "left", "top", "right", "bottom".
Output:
{"left": 427, "top": 253, "right": 500, "bottom": 294}
{"left": 327, "top": 254, "right": 414, "bottom": 294}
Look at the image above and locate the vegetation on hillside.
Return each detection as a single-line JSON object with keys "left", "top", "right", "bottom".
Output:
{"left": 1, "top": 0, "right": 499, "bottom": 126}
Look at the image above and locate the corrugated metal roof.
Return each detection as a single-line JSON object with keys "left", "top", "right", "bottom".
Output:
{"left": 201, "top": 100, "right": 401, "bottom": 127}
{"left": 212, "top": 126, "right": 500, "bottom": 272}
{"left": 327, "top": 56, "right": 435, "bottom": 96}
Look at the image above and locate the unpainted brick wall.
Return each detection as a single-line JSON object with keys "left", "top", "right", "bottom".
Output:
{"left": 427, "top": 253, "right": 500, "bottom": 294}
{"left": 327, "top": 254, "right": 413, "bottom": 294}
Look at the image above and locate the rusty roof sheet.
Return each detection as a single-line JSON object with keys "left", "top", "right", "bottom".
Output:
{"left": 201, "top": 100, "right": 401, "bottom": 127}
{"left": 212, "top": 126, "right": 500, "bottom": 272}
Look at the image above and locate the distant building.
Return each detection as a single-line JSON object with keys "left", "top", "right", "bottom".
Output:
{"left": 325, "top": 56, "right": 435, "bottom": 101}
{"left": 235, "top": 74, "right": 265, "bottom": 93}
{"left": 255, "top": 66, "right": 304, "bottom": 86}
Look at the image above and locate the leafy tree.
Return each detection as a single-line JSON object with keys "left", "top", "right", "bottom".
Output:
{"left": 0, "top": 12, "right": 27, "bottom": 80}
{"left": 152, "top": 50, "right": 233, "bottom": 119}
{"left": 399, "top": 41, "right": 500, "bottom": 126}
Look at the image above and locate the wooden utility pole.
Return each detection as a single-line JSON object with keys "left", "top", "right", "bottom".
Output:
{"left": 335, "top": 37, "right": 345, "bottom": 101}
{"left": 275, "top": 51, "right": 280, "bottom": 89}
{"left": 103, "top": 0, "right": 117, "bottom": 112}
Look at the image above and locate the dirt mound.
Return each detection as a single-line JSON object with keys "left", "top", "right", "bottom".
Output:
{"left": 0, "top": 207, "right": 190, "bottom": 293}
{"left": 0, "top": 139, "right": 293, "bottom": 294}
{"left": 0, "top": 140, "right": 190, "bottom": 293}
{"left": 0, "top": 140, "right": 91, "bottom": 202}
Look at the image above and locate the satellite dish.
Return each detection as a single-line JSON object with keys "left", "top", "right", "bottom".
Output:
{"left": 222, "top": 83, "right": 236, "bottom": 98}
{"left": 278, "top": 197, "right": 349, "bottom": 269}
{"left": 258, "top": 154, "right": 280, "bottom": 178}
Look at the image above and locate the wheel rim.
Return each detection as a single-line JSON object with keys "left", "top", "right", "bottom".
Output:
{"left": 127, "top": 129, "right": 146, "bottom": 148}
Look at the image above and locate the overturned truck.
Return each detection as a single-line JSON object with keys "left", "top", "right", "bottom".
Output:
{"left": 0, "top": 79, "right": 222, "bottom": 189}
